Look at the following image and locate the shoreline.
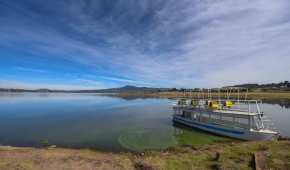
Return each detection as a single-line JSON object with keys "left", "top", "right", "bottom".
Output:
{"left": 104, "top": 91, "right": 290, "bottom": 100}
{"left": 0, "top": 140, "right": 289, "bottom": 169}
{"left": 2, "top": 91, "right": 290, "bottom": 100}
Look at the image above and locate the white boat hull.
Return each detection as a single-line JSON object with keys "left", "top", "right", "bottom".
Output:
{"left": 173, "top": 115, "right": 277, "bottom": 141}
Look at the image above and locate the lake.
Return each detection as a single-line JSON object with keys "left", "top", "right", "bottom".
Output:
{"left": 0, "top": 93, "right": 289, "bottom": 152}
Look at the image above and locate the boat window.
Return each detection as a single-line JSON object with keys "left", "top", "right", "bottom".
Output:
{"left": 204, "top": 114, "right": 250, "bottom": 130}
{"left": 210, "top": 113, "right": 220, "bottom": 120}
{"left": 182, "top": 111, "right": 192, "bottom": 119}
{"left": 192, "top": 113, "right": 198, "bottom": 120}
{"left": 235, "top": 117, "right": 248, "bottom": 124}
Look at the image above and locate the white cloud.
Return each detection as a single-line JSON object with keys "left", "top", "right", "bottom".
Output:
{"left": 128, "top": 0, "right": 290, "bottom": 87}
{"left": 1, "top": 0, "right": 290, "bottom": 88}
{"left": 14, "top": 67, "right": 47, "bottom": 73}
{"left": 0, "top": 80, "right": 106, "bottom": 90}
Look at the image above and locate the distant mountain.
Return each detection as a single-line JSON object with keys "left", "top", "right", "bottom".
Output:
{"left": 93, "top": 85, "right": 169, "bottom": 93}
{"left": 0, "top": 85, "right": 170, "bottom": 93}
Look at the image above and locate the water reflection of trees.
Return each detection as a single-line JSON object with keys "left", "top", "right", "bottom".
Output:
{"left": 101, "top": 94, "right": 160, "bottom": 101}
{"left": 263, "top": 99, "right": 290, "bottom": 109}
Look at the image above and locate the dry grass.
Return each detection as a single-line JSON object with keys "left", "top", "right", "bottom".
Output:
{"left": 0, "top": 147, "right": 133, "bottom": 170}
{"left": 0, "top": 140, "right": 290, "bottom": 170}
{"left": 108, "top": 91, "right": 290, "bottom": 100}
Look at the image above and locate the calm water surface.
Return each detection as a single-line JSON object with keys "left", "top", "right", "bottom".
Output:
{"left": 0, "top": 93, "right": 289, "bottom": 152}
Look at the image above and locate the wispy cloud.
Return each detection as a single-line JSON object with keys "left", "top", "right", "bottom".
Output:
{"left": 0, "top": 0, "right": 290, "bottom": 88}
{"left": 98, "top": 76, "right": 153, "bottom": 86}
{"left": 0, "top": 79, "right": 102, "bottom": 90}
{"left": 14, "top": 67, "right": 47, "bottom": 73}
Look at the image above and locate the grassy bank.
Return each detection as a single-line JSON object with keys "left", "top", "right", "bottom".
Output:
{"left": 1, "top": 140, "right": 289, "bottom": 170}
{"left": 108, "top": 91, "right": 290, "bottom": 100}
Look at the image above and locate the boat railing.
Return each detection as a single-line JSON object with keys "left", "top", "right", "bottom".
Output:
{"left": 174, "top": 99, "right": 264, "bottom": 114}
{"left": 173, "top": 88, "right": 278, "bottom": 133}
{"left": 260, "top": 114, "right": 279, "bottom": 132}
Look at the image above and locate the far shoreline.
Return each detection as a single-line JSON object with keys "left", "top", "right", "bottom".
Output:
{"left": 1, "top": 91, "right": 290, "bottom": 100}
{"left": 103, "top": 91, "right": 290, "bottom": 100}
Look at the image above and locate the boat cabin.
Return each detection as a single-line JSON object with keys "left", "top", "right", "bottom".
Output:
{"left": 173, "top": 99, "right": 269, "bottom": 131}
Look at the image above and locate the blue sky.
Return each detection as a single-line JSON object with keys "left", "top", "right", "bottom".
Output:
{"left": 0, "top": 0, "right": 290, "bottom": 89}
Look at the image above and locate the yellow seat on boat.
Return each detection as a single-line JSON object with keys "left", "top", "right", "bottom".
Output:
{"left": 178, "top": 99, "right": 187, "bottom": 105}
{"left": 209, "top": 100, "right": 220, "bottom": 109}
{"left": 225, "top": 100, "right": 233, "bottom": 108}
{"left": 190, "top": 100, "right": 197, "bottom": 106}
{"left": 211, "top": 103, "right": 220, "bottom": 109}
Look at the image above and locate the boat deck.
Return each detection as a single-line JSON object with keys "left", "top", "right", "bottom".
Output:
{"left": 212, "top": 109, "right": 259, "bottom": 116}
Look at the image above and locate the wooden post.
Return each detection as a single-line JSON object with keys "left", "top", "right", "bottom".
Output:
{"left": 254, "top": 152, "right": 267, "bottom": 170}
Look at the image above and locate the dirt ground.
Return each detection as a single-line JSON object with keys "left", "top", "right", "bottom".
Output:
{"left": 0, "top": 140, "right": 290, "bottom": 170}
